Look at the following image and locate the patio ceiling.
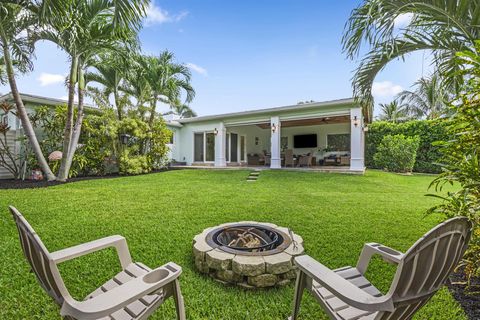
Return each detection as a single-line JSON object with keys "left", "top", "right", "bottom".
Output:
{"left": 255, "top": 115, "right": 350, "bottom": 129}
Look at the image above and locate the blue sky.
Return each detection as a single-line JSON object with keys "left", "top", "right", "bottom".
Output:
{"left": 1, "top": 0, "right": 432, "bottom": 117}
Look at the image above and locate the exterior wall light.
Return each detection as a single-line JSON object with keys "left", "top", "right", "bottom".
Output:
{"left": 352, "top": 115, "right": 360, "bottom": 127}
{"left": 120, "top": 133, "right": 131, "bottom": 145}
{"left": 271, "top": 123, "right": 277, "bottom": 133}
{"left": 213, "top": 128, "right": 218, "bottom": 135}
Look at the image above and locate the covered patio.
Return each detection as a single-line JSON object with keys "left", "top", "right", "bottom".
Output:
{"left": 168, "top": 99, "right": 366, "bottom": 173}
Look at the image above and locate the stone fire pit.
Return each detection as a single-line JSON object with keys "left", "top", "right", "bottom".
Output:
{"left": 192, "top": 221, "right": 304, "bottom": 288}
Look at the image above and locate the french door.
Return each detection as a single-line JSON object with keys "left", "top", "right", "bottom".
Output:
{"left": 194, "top": 132, "right": 215, "bottom": 162}
{"left": 225, "top": 133, "right": 247, "bottom": 163}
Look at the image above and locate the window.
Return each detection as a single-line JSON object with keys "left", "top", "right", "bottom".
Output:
{"left": 327, "top": 134, "right": 350, "bottom": 151}
{"left": 194, "top": 132, "right": 216, "bottom": 162}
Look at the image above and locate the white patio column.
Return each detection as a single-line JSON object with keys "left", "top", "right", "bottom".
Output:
{"left": 350, "top": 107, "right": 365, "bottom": 171}
{"left": 270, "top": 116, "right": 281, "bottom": 169}
{"left": 214, "top": 122, "right": 227, "bottom": 167}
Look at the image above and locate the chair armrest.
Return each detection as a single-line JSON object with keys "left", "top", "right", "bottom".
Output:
{"left": 50, "top": 235, "right": 132, "bottom": 269}
{"left": 356, "top": 243, "right": 404, "bottom": 274}
{"left": 294, "top": 255, "right": 394, "bottom": 312}
{"left": 60, "top": 262, "right": 182, "bottom": 320}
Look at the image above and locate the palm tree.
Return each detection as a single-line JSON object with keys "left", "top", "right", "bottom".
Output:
{"left": 0, "top": 2, "right": 56, "bottom": 180}
{"left": 35, "top": 0, "right": 148, "bottom": 181}
{"left": 164, "top": 104, "right": 197, "bottom": 119}
{"left": 378, "top": 101, "right": 409, "bottom": 123}
{"left": 396, "top": 74, "right": 450, "bottom": 119}
{"left": 86, "top": 51, "right": 134, "bottom": 120}
{"left": 343, "top": 0, "right": 480, "bottom": 121}
{"left": 139, "top": 51, "right": 195, "bottom": 127}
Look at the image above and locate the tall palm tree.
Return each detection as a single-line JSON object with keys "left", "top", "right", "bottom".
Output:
{"left": 86, "top": 51, "right": 134, "bottom": 120}
{"left": 0, "top": 2, "right": 55, "bottom": 180}
{"left": 396, "top": 74, "right": 450, "bottom": 119}
{"left": 163, "top": 104, "right": 197, "bottom": 119}
{"left": 378, "top": 101, "right": 409, "bottom": 123}
{"left": 139, "top": 51, "right": 195, "bottom": 127}
{"left": 343, "top": 0, "right": 480, "bottom": 121}
{"left": 35, "top": 0, "right": 148, "bottom": 181}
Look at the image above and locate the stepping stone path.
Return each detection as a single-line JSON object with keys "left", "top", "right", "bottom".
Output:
{"left": 246, "top": 169, "right": 261, "bottom": 182}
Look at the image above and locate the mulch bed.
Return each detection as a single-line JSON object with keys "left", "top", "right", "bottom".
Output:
{"left": 447, "top": 271, "right": 480, "bottom": 320}
{"left": 0, "top": 170, "right": 168, "bottom": 189}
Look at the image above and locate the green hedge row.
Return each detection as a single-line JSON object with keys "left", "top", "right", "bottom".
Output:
{"left": 366, "top": 120, "right": 449, "bottom": 173}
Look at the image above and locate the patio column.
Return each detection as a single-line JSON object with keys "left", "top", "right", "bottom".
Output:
{"left": 215, "top": 122, "right": 227, "bottom": 167}
{"left": 350, "top": 107, "right": 365, "bottom": 171}
{"left": 270, "top": 116, "right": 281, "bottom": 169}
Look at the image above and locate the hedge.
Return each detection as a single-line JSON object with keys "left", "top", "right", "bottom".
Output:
{"left": 366, "top": 120, "right": 450, "bottom": 173}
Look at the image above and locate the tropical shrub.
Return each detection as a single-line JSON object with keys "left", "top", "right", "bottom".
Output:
{"left": 366, "top": 120, "right": 449, "bottom": 173}
{"left": 427, "top": 50, "right": 480, "bottom": 290}
{"left": 428, "top": 101, "right": 480, "bottom": 289}
{"left": 373, "top": 134, "right": 420, "bottom": 173}
{"left": 28, "top": 105, "right": 171, "bottom": 177}
{"left": 119, "top": 150, "right": 150, "bottom": 175}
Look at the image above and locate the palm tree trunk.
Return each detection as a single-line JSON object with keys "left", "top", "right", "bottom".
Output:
{"left": 57, "top": 56, "right": 78, "bottom": 181}
{"left": 1, "top": 39, "right": 56, "bottom": 181}
{"left": 114, "top": 88, "right": 122, "bottom": 120}
{"left": 148, "top": 96, "right": 157, "bottom": 127}
{"left": 63, "top": 67, "right": 86, "bottom": 177}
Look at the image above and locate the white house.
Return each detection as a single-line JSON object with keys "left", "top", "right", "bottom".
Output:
{"left": 168, "top": 98, "right": 365, "bottom": 172}
{"left": 0, "top": 93, "right": 365, "bottom": 179}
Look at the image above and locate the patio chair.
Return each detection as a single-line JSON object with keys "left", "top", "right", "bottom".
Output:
{"left": 284, "top": 149, "right": 294, "bottom": 167}
{"left": 9, "top": 206, "right": 186, "bottom": 320}
{"left": 297, "top": 154, "right": 312, "bottom": 167}
{"left": 289, "top": 217, "right": 472, "bottom": 320}
{"left": 265, "top": 155, "right": 271, "bottom": 166}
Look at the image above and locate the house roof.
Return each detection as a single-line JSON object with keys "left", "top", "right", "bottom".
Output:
{"left": 0, "top": 92, "right": 97, "bottom": 111}
{"left": 178, "top": 98, "right": 355, "bottom": 124}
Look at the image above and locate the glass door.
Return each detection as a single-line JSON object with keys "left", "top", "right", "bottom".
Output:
{"left": 194, "top": 133, "right": 204, "bottom": 162}
{"left": 194, "top": 132, "right": 215, "bottom": 162}
{"left": 230, "top": 133, "right": 238, "bottom": 162}
{"left": 205, "top": 132, "right": 215, "bottom": 162}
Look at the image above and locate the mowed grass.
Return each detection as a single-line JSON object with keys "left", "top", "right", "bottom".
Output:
{"left": 0, "top": 169, "right": 467, "bottom": 319}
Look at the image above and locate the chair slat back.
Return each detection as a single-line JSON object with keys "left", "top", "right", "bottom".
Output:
{"left": 376, "top": 217, "right": 472, "bottom": 320}
{"left": 10, "top": 206, "right": 66, "bottom": 305}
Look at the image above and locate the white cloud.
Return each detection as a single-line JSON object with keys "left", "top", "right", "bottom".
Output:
{"left": 372, "top": 81, "right": 403, "bottom": 98}
{"left": 186, "top": 63, "right": 208, "bottom": 76}
{"left": 38, "top": 73, "right": 65, "bottom": 86}
{"left": 394, "top": 13, "right": 413, "bottom": 28}
{"left": 145, "top": 2, "right": 188, "bottom": 26}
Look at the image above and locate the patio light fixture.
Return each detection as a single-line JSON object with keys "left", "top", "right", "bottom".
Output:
{"left": 120, "top": 133, "right": 131, "bottom": 145}
{"left": 213, "top": 128, "right": 218, "bottom": 135}
{"left": 271, "top": 123, "right": 277, "bottom": 133}
{"left": 352, "top": 115, "right": 360, "bottom": 127}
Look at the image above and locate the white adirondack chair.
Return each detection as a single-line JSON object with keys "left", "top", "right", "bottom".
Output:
{"left": 289, "top": 217, "right": 472, "bottom": 320}
{"left": 10, "top": 206, "right": 186, "bottom": 320}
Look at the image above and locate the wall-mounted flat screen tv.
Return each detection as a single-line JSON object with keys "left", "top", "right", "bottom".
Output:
{"left": 293, "top": 134, "right": 317, "bottom": 148}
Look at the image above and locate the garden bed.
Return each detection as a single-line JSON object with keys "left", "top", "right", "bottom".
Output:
{"left": 0, "top": 169, "right": 168, "bottom": 189}
{"left": 448, "top": 271, "right": 480, "bottom": 320}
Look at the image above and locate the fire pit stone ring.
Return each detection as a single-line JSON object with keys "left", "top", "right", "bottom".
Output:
{"left": 193, "top": 221, "right": 304, "bottom": 288}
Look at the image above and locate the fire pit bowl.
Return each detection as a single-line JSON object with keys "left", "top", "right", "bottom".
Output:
{"left": 193, "top": 221, "right": 304, "bottom": 288}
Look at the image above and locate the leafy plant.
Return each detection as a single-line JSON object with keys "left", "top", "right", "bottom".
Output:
{"left": 373, "top": 134, "right": 420, "bottom": 173}
{"left": 366, "top": 120, "right": 449, "bottom": 173}
{"left": 427, "top": 45, "right": 480, "bottom": 292}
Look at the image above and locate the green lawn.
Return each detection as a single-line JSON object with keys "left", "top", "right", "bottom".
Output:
{"left": 0, "top": 170, "right": 467, "bottom": 319}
